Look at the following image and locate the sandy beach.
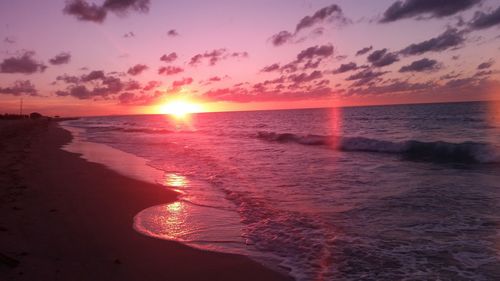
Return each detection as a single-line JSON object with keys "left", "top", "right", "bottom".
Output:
{"left": 0, "top": 119, "right": 291, "bottom": 281}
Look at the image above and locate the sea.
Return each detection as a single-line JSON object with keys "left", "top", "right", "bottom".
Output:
{"left": 61, "top": 101, "right": 500, "bottom": 281}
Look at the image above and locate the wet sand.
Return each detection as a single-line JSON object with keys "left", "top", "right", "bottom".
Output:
{"left": 0, "top": 119, "right": 291, "bottom": 281}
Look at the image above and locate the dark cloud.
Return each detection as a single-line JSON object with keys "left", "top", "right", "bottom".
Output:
{"left": 261, "top": 63, "right": 281, "bottom": 72}
{"left": 63, "top": 0, "right": 107, "bottom": 23}
{"left": 270, "top": 31, "right": 294, "bottom": 46}
{"left": 4, "top": 37, "right": 15, "bottom": 44}
{"left": 102, "top": 0, "right": 150, "bottom": 13}
{"left": 49, "top": 52, "right": 71, "bottom": 65}
{"left": 127, "top": 64, "right": 148, "bottom": 75}
{"left": 0, "top": 51, "right": 47, "bottom": 74}
{"left": 469, "top": 6, "right": 500, "bottom": 30}
{"left": 189, "top": 49, "right": 248, "bottom": 66}
{"left": 172, "top": 77, "right": 193, "bottom": 88}
{"left": 355, "top": 46, "right": 373, "bottom": 56}
{"left": 123, "top": 31, "right": 135, "bottom": 38}
{"left": 295, "top": 4, "right": 349, "bottom": 32}
{"left": 143, "top": 80, "right": 161, "bottom": 91}
{"left": 167, "top": 29, "right": 179, "bottom": 37}
{"left": 63, "top": 0, "right": 150, "bottom": 23}
{"left": 440, "top": 72, "right": 461, "bottom": 80}
{"left": 400, "top": 28, "right": 465, "bottom": 56}
{"left": 288, "top": 70, "right": 323, "bottom": 84}
{"left": 399, "top": 58, "right": 440, "bottom": 72}
{"left": 118, "top": 91, "right": 163, "bottom": 105}
{"left": 477, "top": 60, "right": 494, "bottom": 69}
{"left": 296, "top": 44, "right": 334, "bottom": 61}
{"left": 208, "top": 76, "right": 222, "bottom": 82}
{"left": 346, "top": 69, "right": 387, "bottom": 87}
{"left": 53, "top": 69, "right": 162, "bottom": 101}
{"left": 160, "top": 52, "right": 177, "bottom": 63}
{"left": 345, "top": 80, "right": 436, "bottom": 97}
{"left": 303, "top": 59, "right": 322, "bottom": 70}
{"left": 474, "top": 70, "right": 493, "bottom": 77}
{"left": 445, "top": 77, "right": 477, "bottom": 88}
{"left": 81, "top": 70, "right": 106, "bottom": 82}
{"left": 202, "top": 84, "right": 333, "bottom": 103}
{"left": 56, "top": 74, "right": 80, "bottom": 84}
{"left": 158, "top": 66, "right": 183, "bottom": 75}
{"left": 333, "top": 62, "right": 358, "bottom": 73}
{"left": 380, "top": 0, "right": 480, "bottom": 23}
{"left": 124, "top": 80, "right": 141, "bottom": 90}
{"left": 367, "top": 48, "right": 399, "bottom": 67}
{"left": 0, "top": 80, "right": 38, "bottom": 96}
{"left": 270, "top": 4, "right": 349, "bottom": 46}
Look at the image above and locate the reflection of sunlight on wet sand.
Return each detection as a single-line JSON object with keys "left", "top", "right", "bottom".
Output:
{"left": 165, "top": 173, "right": 187, "bottom": 187}
{"left": 134, "top": 172, "right": 247, "bottom": 254}
{"left": 164, "top": 173, "right": 188, "bottom": 193}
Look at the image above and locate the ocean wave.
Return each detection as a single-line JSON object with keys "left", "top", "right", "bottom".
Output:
{"left": 256, "top": 131, "right": 499, "bottom": 164}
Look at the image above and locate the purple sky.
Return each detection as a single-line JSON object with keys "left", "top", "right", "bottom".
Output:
{"left": 0, "top": 0, "right": 499, "bottom": 116}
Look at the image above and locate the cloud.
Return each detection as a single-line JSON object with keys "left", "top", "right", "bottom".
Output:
{"left": 53, "top": 69, "right": 164, "bottom": 102}
{"left": 63, "top": 0, "right": 107, "bottom": 23}
{"left": 400, "top": 28, "right": 465, "bottom": 56}
{"left": 333, "top": 62, "right": 358, "bottom": 73}
{"left": 288, "top": 70, "right": 323, "bottom": 84}
{"left": 399, "top": 58, "right": 440, "bottom": 72}
{"left": 346, "top": 69, "right": 387, "bottom": 86}
{"left": 261, "top": 63, "right": 281, "bottom": 72}
{"left": 296, "top": 44, "right": 334, "bottom": 61}
{"left": 355, "top": 46, "right": 373, "bottom": 56}
{"left": 202, "top": 84, "right": 333, "bottom": 103}
{"left": 49, "top": 52, "right": 71, "bottom": 65}
{"left": 189, "top": 49, "right": 248, "bottom": 66}
{"left": 269, "top": 4, "right": 349, "bottom": 46}
{"left": 295, "top": 4, "right": 349, "bottom": 32}
{"left": 160, "top": 52, "right": 177, "bottom": 63}
{"left": 4, "top": 37, "right": 15, "bottom": 44}
{"left": 0, "top": 80, "right": 38, "bottom": 96}
{"left": 127, "top": 64, "right": 148, "bottom": 75}
{"left": 380, "top": 0, "right": 480, "bottom": 23}
{"left": 345, "top": 80, "right": 436, "bottom": 97}
{"left": 81, "top": 70, "right": 106, "bottom": 82}
{"left": 123, "top": 31, "right": 135, "bottom": 38}
{"left": 270, "top": 31, "right": 293, "bottom": 46}
{"left": 477, "top": 59, "right": 494, "bottom": 69}
{"left": 56, "top": 74, "right": 80, "bottom": 84}
{"left": 143, "top": 80, "right": 161, "bottom": 91}
{"left": 63, "top": 0, "right": 150, "bottom": 23}
{"left": 469, "top": 6, "right": 500, "bottom": 30}
{"left": 367, "top": 48, "right": 399, "bottom": 67}
{"left": 118, "top": 91, "right": 163, "bottom": 105}
{"left": 0, "top": 51, "right": 47, "bottom": 74}
{"left": 172, "top": 77, "right": 193, "bottom": 88}
{"left": 167, "top": 29, "right": 179, "bottom": 37}
{"left": 102, "top": 0, "right": 150, "bottom": 13}
{"left": 208, "top": 76, "right": 222, "bottom": 82}
{"left": 158, "top": 66, "right": 183, "bottom": 75}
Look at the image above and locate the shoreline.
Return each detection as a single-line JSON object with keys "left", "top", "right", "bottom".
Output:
{"left": 0, "top": 120, "right": 292, "bottom": 281}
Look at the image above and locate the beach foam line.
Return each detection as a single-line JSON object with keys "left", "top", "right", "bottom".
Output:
{"left": 60, "top": 122, "right": 165, "bottom": 184}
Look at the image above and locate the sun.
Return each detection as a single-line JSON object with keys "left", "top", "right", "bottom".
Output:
{"left": 158, "top": 100, "right": 202, "bottom": 117}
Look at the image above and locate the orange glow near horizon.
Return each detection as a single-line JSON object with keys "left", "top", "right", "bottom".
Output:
{"left": 157, "top": 99, "right": 203, "bottom": 118}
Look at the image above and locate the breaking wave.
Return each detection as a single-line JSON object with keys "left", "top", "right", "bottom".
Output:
{"left": 256, "top": 131, "right": 499, "bottom": 164}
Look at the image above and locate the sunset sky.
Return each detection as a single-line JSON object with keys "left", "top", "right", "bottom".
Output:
{"left": 0, "top": 0, "right": 499, "bottom": 116}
